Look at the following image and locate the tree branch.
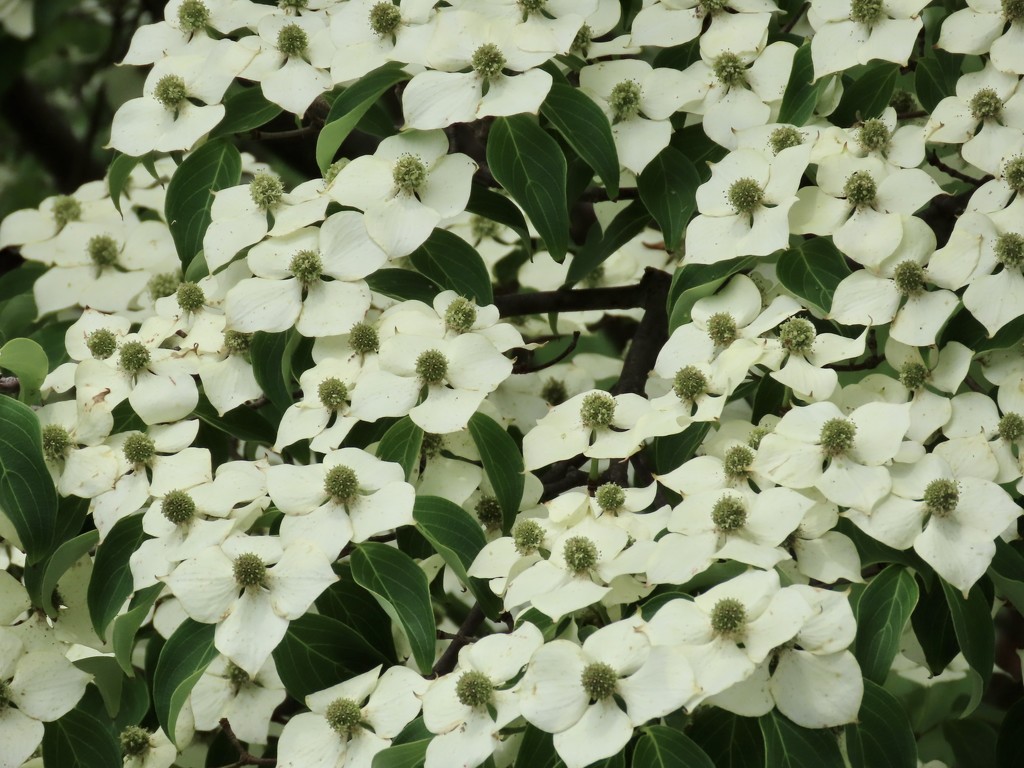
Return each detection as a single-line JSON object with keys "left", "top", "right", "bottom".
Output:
{"left": 494, "top": 280, "right": 648, "bottom": 318}
{"left": 218, "top": 719, "right": 276, "bottom": 767}
{"left": 432, "top": 604, "right": 486, "bottom": 677}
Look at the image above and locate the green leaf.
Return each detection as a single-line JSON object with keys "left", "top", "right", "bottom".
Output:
{"left": 466, "top": 183, "right": 532, "bottom": 252}
{"left": 487, "top": 114, "right": 569, "bottom": 262}
{"left": 88, "top": 512, "right": 144, "bottom": 640}
{"left": 413, "top": 495, "right": 502, "bottom": 619}
{"left": 667, "top": 257, "right": 757, "bottom": 332}
{"left": 153, "top": 618, "right": 219, "bottom": 744}
{"left": 998, "top": 697, "right": 1024, "bottom": 768}
{"left": 0, "top": 337, "right": 49, "bottom": 402}
{"left": 467, "top": 412, "right": 524, "bottom": 533}
{"left": 316, "top": 563, "right": 398, "bottom": 661}
{"left": 0, "top": 396, "right": 58, "bottom": 564}
{"left": 845, "top": 680, "right": 917, "bottom": 768}
{"left": 107, "top": 152, "right": 140, "bottom": 215}
{"left": 566, "top": 198, "right": 650, "bottom": 285}
{"left": 371, "top": 739, "right": 430, "bottom": 768}
{"left": 652, "top": 422, "right": 711, "bottom": 474}
{"left": 33, "top": 530, "right": 97, "bottom": 617}
{"left": 944, "top": 719, "right": 998, "bottom": 768}
{"left": 164, "top": 139, "right": 242, "bottom": 270}
{"left": 687, "top": 710, "right": 764, "bottom": 768}
{"left": 989, "top": 539, "right": 1024, "bottom": 612}
{"left": 376, "top": 416, "right": 424, "bottom": 481}
{"left": 778, "top": 44, "right": 822, "bottom": 126}
{"left": 634, "top": 725, "right": 715, "bottom": 768}
{"left": 366, "top": 268, "right": 441, "bottom": 305}
{"left": 831, "top": 62, "right": 899, "bottom": 125}
{"left": 670, "top": 124, "right": 727, "bottom": 180}
{"left": 409, "top": 228, "right": 493, "bottom": 305}
{"left": 751, "top": 373, "right": 788, "bottom": 424}
{"left": 112, "top": 583, "right": 163, "bottom": 676}
{"left": 41, "top": 688, "right": 120, "bottom": 768}
{"left": 910, "top": 572, "right": 960, "bottom": 676}
{"left": 193, "top": 395, "right": 275, "bottom": 445}
{"left": 273, "top": 613, "right": 390, "bottom": 700}
{"left": 759, "top": 711, "right": 844, "bottom": 768}
{"left": 914, "top": 50, "right": 963, "bottom": 113}
{"left": 0, "top": 262, "right": 46, "bottom": 303}
{"left": 637, "top": 146, "right": 700, "bottom": 253}
{"left": 853, "top": 565, "right": 919, "bottom": 684}
{"left": 72, "top": 655, "right": 125, "bottom": 718}
{"left": 541, "top": 82, "right": 619, "bottom": 198}
{"left": 210, "top": 86, "right": 283, "bottom": 138}
{"left": 940, "top": 576, "right": 995, "bottom": 714}
{"left": 515, "top": 724, "right": 565, "bottom": 768}
{"left": 250, "top": 330, "right": 296, "bottom": 414}
{"left": 777, "top": 237, "right": 852, "bottom": 315}
{"left": 351, "top": 542, "right": 436, "bottom": 673}
{"left": 316, "top": 63, "right": 411, "bottom": 172}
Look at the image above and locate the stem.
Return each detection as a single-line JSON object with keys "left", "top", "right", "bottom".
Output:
{"left": 432, "top": 604, "right": 486, "bottom": 676}
{"left": 218, "top": 719, "right": 276, "bottom": 767}
{"left": 494, "top": 279, "right": 649, "bottom": 318}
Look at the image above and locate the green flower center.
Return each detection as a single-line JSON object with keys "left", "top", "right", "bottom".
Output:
{"left": 1004, "top": 0, "right": 1024, "bottom": 22}
{"left": 923, "top": 478, "right": 959, "bottom": 517}
{"left": 87, "top": 328, "right": 117, "bottom": 360}
{"left": 779, "top": 317, "right": 816, "bottom": 354}
{"left": 161, "top": 489, "right": 196, "bottom": 525}
{"left": 277, "top": 23, "right": 308, "bottom": 57}
{"left": 710, "top": 597, "right": 747, "bottom": 640}
{"left": 970, "top": 88, "right": 1004, "bottom": 121}
{"left": 541, "top": 378, "right": 568, "bottom": 406}
{"left": 890, "top": 89, "right": 917, "bottom": 113}
{"left": 998, "top": 412, "right": 1024, "bottom": 441}
{"left": 673, "top": 365, "right": 709, "bottom": 403}
{"left": 233, "top": 552, "right": 266, "bottom": 588}
{"left": 728, "top": 177, "right": 763, "bottom": 215}
{"left": 580, "top": 662, "right": 617, "bottom": 700}
{"left": 711, "top": 495, "right": 747, "bottom": 532}
{"left": 118, "top": 341, "right": 151, "bottom": 375}
{"left": 123, "top": 433, "right": 156, "bottom": 466}
{"left": 324, "top": 465, "right": 360, "bottom": 504}
{"left": 571, "top": 23, "right": 593, "bottom": 53}
{"left": 595, "top": 483, "right": 625, "bottom": 514}
{"left": 698, "top": 0, "right": 727, "bottom": 13}
{"left": 723, "top": 445, "right": 754, "bottom": 481}
{"left": 844, "top": 170, "right": 878, "bottom": 208}
{"left": 119, "top": 726, "right": 151, "bottom": 758}
{"left": 857, "top": 118, "right": 891, "bottom": 153}
{"left": 850, "top": 0, "right": 884, "bottom": 25}
{"left": 148, "top": 272, "right": 180, "bottom": 300}
{"left": 369, "top": 2, "right": 402, "bottom": 36}
{"left": 769, "top": 126, "right": 803, "bottom": 155}
{"left": 475, "top": 495, "right": 503, "bottom": 531}
{"left": 893, "top": 260, "right": 926, "bottom": 296}
{"left": 393, "top": 153, "right": 428, "bottom": 194}
{"left": 455, "top": 670, "right": 494, "bottom": 708}
{"left": 470, "top": 215, "right": 500, "bottom": 241}
{"left": 226, "top": 662, "right": 251, "bottom": 688}
{"left": 0, "top": 680, "right": 10, "bottom": 709}
{"left": 325, "top": 697, "right": 363, "bottom": 735}
{"left": 707, "top": 312, "right": 738, "bottom": 346}
{"left": 280, "top": 0, "right": 309, "bottom": 9}
{"left": 176, "top": 281, "right": 205, "bottom": 312}
{"left": 416, "top": 349, "right": 448, "bottom": 384}
{"left": 1003, "top": 156, "right": 1024, "bottom": 194}
{"left": 713, "top": 52, "right": 747, "bottom": 88}
{"left": 224, "top": 330, "right": 252, "bottom": 356}
{"left": 177, "top": 0, "right": 210, "bottom": 32}
{"left": 349, "top": 322, "right": 379, "bottom": 354}
{"left": 88, "top": 234, "right": 119, "bottom": 269}
{"left": 512, "top": 518, "right": 544, "bottom": 555}
{"left": 580, "top": 392, "right": 616, "bottom": 428}
{"left": 747, "top": 426, "right": 769, "bottom": 450}
{"left": 444, "top": 297, "right": 478, "bottom": 332}
{"left": 898, "top": 361, "right": 929, "bottom": 390}
{"left": 995, "top": 232, "right": 1024, "bottom": 269}
{"left": 421, "top": 432, "right": 444, "bottom": 460}
{"left": 318, "top": 377, "right": 349, "bottom": 411}
{"left": 563, "top": 535, "right": 598, "bottom": 574}
{"left": 609, "top": 80, "right": 643, "bottom": 122}
{"left": 518, "top": 0, "right": 547, "bottom": 12}
{"left": 250, "top": 172, "right": 284, "bottom": 211}
{"left": 289, "top": 249, "right": 323, "bottom": 285}
{"left": 42, "top": 424, "right": 71, "bottom": 462}
{"left": 154, "top": 74, "right": 188, "bottom": 109}
{"left": 819, "top": 418, "right": 856, "bottom": 458}
{"left": 471, "top": 43, "right": 506, "bottom": 80}
{"left": 52, "top": 195, "right": 81, "bottom": 228}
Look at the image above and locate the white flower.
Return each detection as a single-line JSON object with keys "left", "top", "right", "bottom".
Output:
{"left": 328, "top": 0, "right": 436, "bottom": 83}
{"left": 808, "top": 0, "right": 929, "bottom": 79}
{"left": 938, "top": 0, "right": 1024, "bottom": 75}
{"left": 630, "top": 0, "right": 777, "bottom": 48}
{"left": 191, "top": 656, "right": 286, "bottom": 745}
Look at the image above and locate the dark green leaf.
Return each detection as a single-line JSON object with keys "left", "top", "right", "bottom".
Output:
{"left": 366, "top": 268, "right": 442, "bottom": 304}
{"left": 466, "top": 183, "right": 531, "bottom": 252}
{"left": 998, "top": 697, "right": 1024, "bottom": 768}
{"left": 107, "top": 153, "right": 140, "bottom": 215}
{"left": 250, "top": 330, "right": 296, "bottom": 414}
{"left": 371, "top": 739, "right": 429, "bottom": 768}
{"left": 652, "top": 39, "right": 701, "bottom": 70}
{"left": 376, "top": 416, "right": 424, "bottom": 481}
{"left": 989, "top": 539, "right": 1024, "bottom": 612}
{"left": 112, "top": 583, "right": 163, "bottom": 675}
{"left": 41, "top": 688, "right": 120, "bottom": 768}
{"left": 316, "top": 63, "right": 411, "bottom": 172}
{"left": 467, "top": 412, "right": 524, "bottom": 533}
{"left": 779, "top": 44, "right": 822, "bottom": 126}
{"left": 273, "top": 613, "right": 390, "bottom": 700}
{"left": 778, "top": 237, "right": 852, "bottom": 315}
{"left": 316, "top": 563, "right": 397, "bottom": 661}
{"left": 409, "top": 228, "right": 493, "bottom": 305}
{"left": 88, "top": 512, "right": 144, "bottom": 640}
{"left": 751, "top": 373, "right": 788, "bottom": 423}
{"left": 634, "top": 725, "right": 715, "bottom": 768}
{"left": 845, "top": 680, "right": 917, "bottom": 768}
{"left": 667, "top": 257, "right": 757, "bottom": 332}
{"left": 72, "top": 656, "right": 124, "bottom": 719}
{"left": 0, "top": 396, "right": 58, "bottom": 564}
{"left": 193, "top": 395, "right": 275, "bottom": 445}
{"left": 914, "top": 50, "right": 963, "bottom": 113}
{"left": 940, "top": 576, "right": 994, "bottom": 714}
{"left": 210, "top": 86, "right": 283, "bottom": 138}
{"left": 32, "top": 530, "right": 97, "bottom": 617}
{"left": 759, "top": 711, "right": 844, "bottom": 768}
{"left": 413, "top": 495, "right": 502, "bottom": 619}
{"left": 164, "top": 139, "right": 242, "bottom": 270}
{"left": 669, "top": 124, "right": 727, "bottom": 180}
{"left": 0, "top": 262, "right": 46, "bottom": 303}
{"left": 832, "top": 63, "right": 899, "bottom": 125}
{"left": 0, "top": 337, "right": 48, "bottom": 402}
{"left": 944, "top": 719, "right": 998, "bottom": 768}
{"left": 515, "top": 724, "right": 565, "bottom": 768}
{"left": 637, "top": 146, "right": 699, "bottom": 253}
{"left": 566, "top": 198, "right": 650, "bottom": 285}
{"left": 910, "top": 572, "right": 960, "bottom": 676}
{"left": 688, "top": 709, "right": 764, "bottom": 768}
{"left": 351, "top": 542, "right": 436, "bottom": 673}
{"left": 153, "top": 619, "right": 219, "bottom": 744}
{"left": 854, "top": 565, "right": 919, "bottom": 684}
{"left": 487, "top": 114, "right": 569, "bottom": 262}
{"left": 541, "top": 82, "right": 619, "bottom": 197}
{"left": 652, "top": 422, "right": 711, "bottom": 474}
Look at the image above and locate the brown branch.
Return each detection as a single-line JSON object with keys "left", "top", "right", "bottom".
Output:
{"left": 511, "top": 332, "right": 581, "bottom": 374}
{"left": 927, "top": 150, "right": 989, "bottom": 186}
{"left": 610, "top": 268, "right": 672, "bottom": 397}
{"left": 782, "top": 2, "right": 808, "bottom": 34}
{"left": 432, "top": 604, "right": 486, "bottom": 677}
{"left": 494, "top": 280, "right": 649, "bottom": 318}
{"left": 0, "top": 377, "right": 19, "bottom": 394}
{"left": 218, "top": 719, "right": 276, "bottom": 766}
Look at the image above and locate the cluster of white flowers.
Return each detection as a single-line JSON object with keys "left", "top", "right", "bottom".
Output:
{"left": 2, "top": 0, "right": 1024, "bottom": 767}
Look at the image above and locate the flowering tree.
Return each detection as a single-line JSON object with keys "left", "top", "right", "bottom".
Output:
{"left": 3, "top": 0, "right": 1024, "bottom": 766}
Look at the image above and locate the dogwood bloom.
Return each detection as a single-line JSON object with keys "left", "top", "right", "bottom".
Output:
{"left": 938, "top": 0, "right": 1024, "bottom": 75}
{"left": 191, "top": 656, "right": 286, "bottom": 744}
{"left": 328, "top": 0, "right": 436, "bottom": 83}
{"left": 808, "top": 0, "right": 928, "bottom": 79}
{"left": 630, "top": 0, "right": 776, "bottom": 48}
